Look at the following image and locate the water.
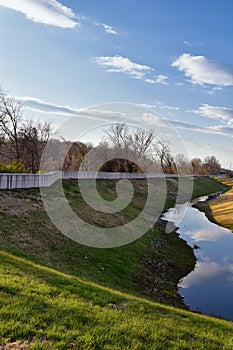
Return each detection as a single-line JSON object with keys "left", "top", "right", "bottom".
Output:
{"left": 163, "top": 197, "right": 233, "bottom": 320}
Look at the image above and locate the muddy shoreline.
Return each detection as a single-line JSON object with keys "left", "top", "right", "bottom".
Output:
{"left": 132, "top": 218, "right": 196, "bottom": 309}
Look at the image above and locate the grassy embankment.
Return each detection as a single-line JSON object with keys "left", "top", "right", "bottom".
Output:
{"left": 0, "top": 176, "right": 232, "bottom": 349}
{"left": 0, "top": 177, "right": 227, "bottom": 306}
{"left": 195, "top": 177, "right": 233, "bottom": 232}
{"left": 1, "top": 250, "right": 233, "bottom": 350}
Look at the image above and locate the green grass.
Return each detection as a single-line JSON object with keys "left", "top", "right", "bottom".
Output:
{"left": 1, "top": 250, "right": 233, "bottom": 350}
{"left": 0, "top": 177, "right": 229, "bottom": 304}
{"left": 0, "top": 179, "right": 194, "bottom": 308}
{"left": 0, "top": 176, "right": 232, "bottom": 349}
{"left": 191, "top": 176, "right": 229, "bottom": 198}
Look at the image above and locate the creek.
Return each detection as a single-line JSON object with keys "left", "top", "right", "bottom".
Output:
{"left": 163, "top": 195, "right": 233, "bottom": 321}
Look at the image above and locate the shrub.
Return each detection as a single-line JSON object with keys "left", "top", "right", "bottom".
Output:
{"left": 0, "top": 161, "right": 28, "bottom": 173}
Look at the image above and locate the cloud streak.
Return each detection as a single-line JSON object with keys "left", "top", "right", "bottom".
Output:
{"left": 182, "top": 40, "right": 204, "bottom": 47}
{"left": 19, "top": 96, "right": 233, "bottom": 138}
{"left": 0, "top": 0, "right": 79, "bottom": 28}
{"left": 93, "top": 55, "right": 169, "bottom": 85}
{"left": 145, "top": 75, "right": 168, "bottom": 85}
{"left": 155, "top": 101, "right": 179, "bottom": 111}
{"left": 93, "top": 55, "right": 153, "bottom": 80}
{"left": 172, "top": 53, "right": 233, "bottom": 87}
{"left": 17, "top": 97, "right": 83, "bottom": 115}
{"left": 17, "top": 96, "right": 129, "bottom": 123}
{"left": 189, "top": 104, "right": 233, "bottom": 123}
{"left": 97, "top": 22, "right": 118, "bottom": 35}
{"left": 171, "top": 120, "right": 233, "bottom": 137}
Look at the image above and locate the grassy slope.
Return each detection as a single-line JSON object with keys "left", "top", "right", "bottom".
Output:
{"left": 0, "top": 176, "right": 232, "bottom": 348}
{"left": 0, "top": 177, "right": 227, "bottom": 306}
{"left": 1, "top": 250, "right": 233, "bottom": 350}
{"left": 196, "top": 177, "right": 233, "bottom": 232}
{"left": 191, "top": 176, "right": 229, "bottom": 198}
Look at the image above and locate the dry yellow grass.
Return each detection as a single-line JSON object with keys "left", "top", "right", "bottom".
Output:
{"left": 209, "top": 177, "right": 233, "bottom": 231}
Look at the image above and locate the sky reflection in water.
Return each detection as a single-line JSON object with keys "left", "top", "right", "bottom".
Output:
{"left": 163, "top": 201, "right": 233, "bottom": 320}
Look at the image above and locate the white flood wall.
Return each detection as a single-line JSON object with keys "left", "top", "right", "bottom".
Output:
{"left": 0, "top": 171, "right": 186, "bottom": 190}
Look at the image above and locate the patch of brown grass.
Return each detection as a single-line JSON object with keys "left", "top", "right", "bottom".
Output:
{"left": 209, "top": 178, "right": 233, "bottom": 231}
{"left": 0, "top": 341, "right": 32, "bottom": 350}
{"left": 0, "top": 192, "right": 42, "bottom": 217}
{"left": 0, "top": 339, "right": 50, "bottom": 350}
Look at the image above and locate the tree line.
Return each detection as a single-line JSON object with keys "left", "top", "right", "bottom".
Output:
{"left": 82, "top": 123, "right": 222, "bottom": 175}
{"left": 0, "top": 89, "right": 51, "bottom": 173}
{"left": 0, "top": 89, "right": 225, "bottom": 175}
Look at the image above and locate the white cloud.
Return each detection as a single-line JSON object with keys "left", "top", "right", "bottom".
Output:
{"left": 93, "top": 55, "right": 170, "bottom": 85}
{"left": 171, "top": 120, "right": 233, "bottom": 138}
{"left": 125, "top": 102, "right": 179, "bottom": 112}
{"left": 190, "top": 104, "right": 233, "bottom": 122}
{"left": 17, "top": 96, "right": 176, "bottom": 131}
{"left": 0, "top": 0, "right": 79, "bottom": 28}
{"left": 184, "top": 227, "right": 230, "bottom": 242}
{"left": 135, "top": 103, "right": 157, "bottom": 110}
{"left": 173, "top": 82, "right": 184, "bottom": 86}
{"left": 145, "top": 75, "right": 168, "bottom": 85}
{"left": 171, "top": 53, "right": 233, "bottom": 87}
{"left": 155, "top": 101, "right": 179, "bottom": 111}
{"left": 95, "top": 22, "right": 119, "bottom": 35}
{"left": 171, "top": 120, "right": 205, "bottom": 133}
{"left": 208, "top": 125, "right": 233, "bottom": 137}
{"left": 188, "top": 104, "right": 233, "bottom": 137}
{"left": 206, "top": 86, "right": 222, "bottom": 95}
{"left": 93, "top": 55, "right": 153, "bottom": 80}
{"left": 17, "top": 96, "right": 82, "bottom": 115}
{"left": 18, "top": 97, "right": 233, "bottom": 139}
{"left": 182, "top": 40, "right": 204, "bottom": 47}
{"left": 100, "top": 23, "right": 118, "bottom": 35}
{"left": 144, "top": 79, "right": 156, "bottom": 84}
{"left": 140, "top": 113, "right": 168, "bottom": 127}
{"left": 183, "top": 40, "right": 193, "bottom": 47}
{"left": 180, "top": 262, "right": 233, "bottom": 288}
{"left": 17, "top": 96, "right": 129, "bottom": 122}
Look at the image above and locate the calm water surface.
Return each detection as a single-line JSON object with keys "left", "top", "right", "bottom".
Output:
{"left": 163, "top": 197, "right": 233, "bottom": 320}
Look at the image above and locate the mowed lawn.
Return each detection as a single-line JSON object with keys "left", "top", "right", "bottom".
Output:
{"left": 209, "top": 178, "right": 233, "bottom": 231}
{"left": 1, "top": 250, "right": 233, "bottom": 350}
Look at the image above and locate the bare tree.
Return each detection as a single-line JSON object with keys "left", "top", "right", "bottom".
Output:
{"left": 105, "top": 123, "right": 153, "bottom": 154}
{"left": 77, "top": 141, "right": 105, "bottom": 171}
{"left": 154, "top": 140, "right": 177, "bottom": 174}
{"left": 175, "top": 153, "right": 192, "bottom": 174}
{"left": 203, "top": 155, "right": 221, "bottom": 175}
{"left": 130, "top": 128, "right": 154, "bottom": 157}
{"left": 0, "top": 89, "right": 22, "bottom": 161}
{"left": 191, "top": 158, "right": 206, "bottom": 175}
{"left": 104, "top": 123, "right": 130, "bottom": 151}
{"left": 103, "top": 123, "right": 155, "bottom": 171}
{"left": 19, "top": 119, "right": 52, "bottom": 173}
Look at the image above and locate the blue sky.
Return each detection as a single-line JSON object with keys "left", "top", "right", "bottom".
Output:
{"left": 0, "top": 0, "right": 233, "bottom": 168}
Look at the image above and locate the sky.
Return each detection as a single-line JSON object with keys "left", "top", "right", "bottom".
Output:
{"left": 0, "top": 0, "right": 233, "bottom": 168}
